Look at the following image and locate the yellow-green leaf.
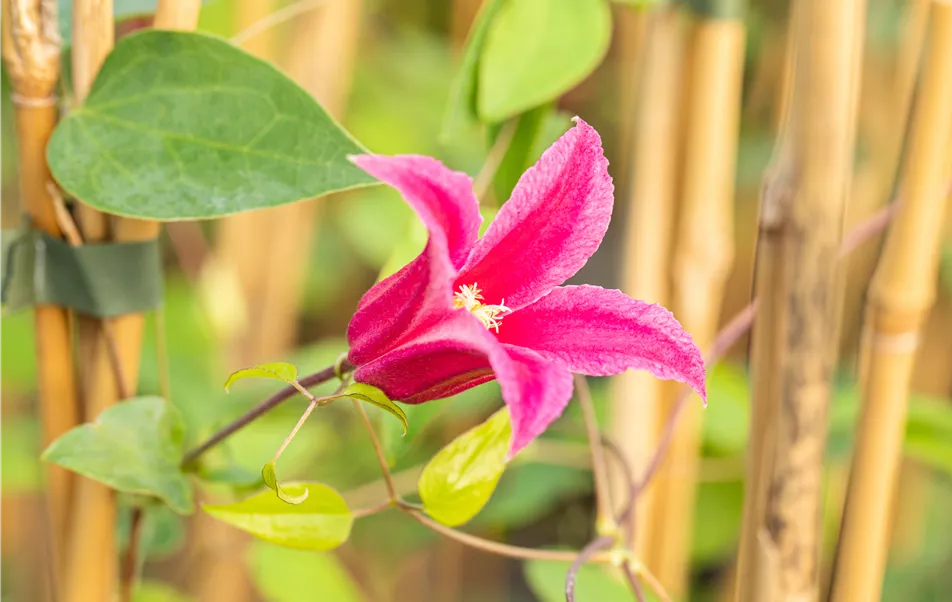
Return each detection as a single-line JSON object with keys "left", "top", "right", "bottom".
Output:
{"left": 262, "top": 461, "right": 308, "bottom": 505}
{"left": 340, "top": 383, "right": 408, "bottom": 436}
{"left": 224, "top": 362, "right": 299, "bottom": 391}
{"left": 204, "top": 483, "right": 352, "bottom": 550}
{"left": 418, "top": 407, "right": 511, "bottom": 526}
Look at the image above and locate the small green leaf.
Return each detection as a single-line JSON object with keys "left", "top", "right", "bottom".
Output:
{"left": 418, "top": 407, "right": 511, "bottom": 526}
{"left": 262, "top": 461, "right": 309, "bottom": 505}
{"left": 42, "top": 397, "right": 194, "bottom": 514}
{"left": 224, "top": 362, "right": 299, "bottom": 391}
{"left": 441, "top": 0, "right": 506, "bottom": 138}
{"left": 477, "top": 0, "right": 612, "bottom": 122}
{"left": 48, "top": 30, "right": 376, "bottom": 221}
{"left": 340, "top": 383, "right": 408, "bottom": 436}
{"left": 204, "top": 483, "right": 352, "bottom": 550}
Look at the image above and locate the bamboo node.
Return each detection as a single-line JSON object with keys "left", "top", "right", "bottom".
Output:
{"left": 10, "top": 91, "right": 57, "bottom": 107}
{"left": 864, "top": 331, "right": 920, "bottom": 353}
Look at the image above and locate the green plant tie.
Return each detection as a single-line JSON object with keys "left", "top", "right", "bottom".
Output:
{"left": 681, "top": 0, "right": 746, "bottom": 20}
{"left": 1, "top": 228, "right": 163, "bottom": 318}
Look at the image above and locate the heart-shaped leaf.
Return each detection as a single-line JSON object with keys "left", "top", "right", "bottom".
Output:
{"left": 417, "top": 407, "right": 511, "bottom": 526}
{"left": 48, "top": 30, "right": 376, "bottom": 221}
{"left": 204, "top": 483, "right": 352, "bottom": 550}
{"left": 42, "top": 397, "right": 194, "bottom": 514}
{"left": 477, "top": 0, "right": 612, "bottom": 122}
{"left": 339, "top": 383, "right": 408, "bottom": 436}
{"left": 262, "top": 461, "right": 309, "bottom": 505}
{"left": 224, "top": 362, "right": 299, "bottom": 391}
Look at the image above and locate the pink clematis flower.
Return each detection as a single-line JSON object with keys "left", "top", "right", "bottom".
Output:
{"left": 346, "top": 118, "right": 706, "bottom": 458}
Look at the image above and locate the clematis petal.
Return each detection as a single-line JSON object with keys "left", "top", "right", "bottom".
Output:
{"left": 491, "top": 345, "right": 574, "bottom": 459}
{"left": 352, "top": 314, "right": 496, "bottom": 404}
{"left": 497, "top": 285, "right": 707, "bottom": 401}
{"left": 456, "top": 118, "right": 614, "bottom": 310}
{"left": 347, "top": 155, "right": 482, "bottom": 365}
{"left": 351, "top": 155, "right": 482, "bottom": 270}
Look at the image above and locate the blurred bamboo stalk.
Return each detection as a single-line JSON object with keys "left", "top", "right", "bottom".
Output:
{"left": 609, "top": 5, "right": 685, "bottom": 558}
{"left": 0, "top": 0, "right": 80, "bottom": 582}
{"left": 649, "top": 6, "right": 745, "bottom": 596}
{"left": 614, "top": 5, "right": 650, "bottom": 181}
{"left": 211, "top": 0, "right": 275, "bottom": 368}
{"left": 739, "top": 0, "right": 867, "bottom": 598}
{"left": 830, "top": 4, "right": 952, "bottom": 601}
{"left": 253, "top": 0, "right": 363, "bottom": 358}
{"left": 65, "top": 0, "right": 201, "bottom": 599}
{"left": 65, "top": 0, "right": 120, "bottom": 596}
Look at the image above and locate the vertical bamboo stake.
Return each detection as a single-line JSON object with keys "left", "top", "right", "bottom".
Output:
{"left": 830, "top": 4, "right": 952, "bottom": 601}
{"left": 64, "top": 0, "right": 201, "bottom": 599}
{"left": 252, "top": 0, "right": 362, "bottom": 358}
{"left": 64, "top": 0, "right": 119, "bottom": 597}
{"left": 748, "top": 0, "right": 866, "bottom": 598}
{"left": 1, "top": 0, "right": 80, "bottom": 580}
{"left": 649, "top": 5, "right": 745, "bottom": 596}
{"left": 210, "top": 0, "right": 274, "bottom": 368}
{"left": 609, "top": 5, "right": 685, "bottom": 557}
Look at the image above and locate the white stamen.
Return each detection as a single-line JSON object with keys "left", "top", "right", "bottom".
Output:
{"left": 452, "top": 283, "right": 511, "bottom": 332}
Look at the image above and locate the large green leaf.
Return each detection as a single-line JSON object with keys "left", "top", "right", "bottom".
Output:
{"left": 204, "top": 483, "right": 352, "bottom": 550}
{"left": 524, "top": 559, "right": 638, "bottom": 602}
{"left": 418, "top": 407, "right": 511, "bottom": 527}
{"left": 42, "top": 397, "right": 194, "bottom": 514}
{"left": 248, "top": 543, "right": 365, "bottom": 602}
{"left": 48, "top": 30, "right": 375, "bottom": 220}
{"left": 441, "top": 0, "right": 505, "bottom": 137}
{"left": 477, "top": 0, "right": 612, "bottom": 122}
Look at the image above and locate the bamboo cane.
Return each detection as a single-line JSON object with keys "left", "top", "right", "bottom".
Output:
{"left": 63, "top": 0, "right": 120, "bottom": 597}
{"left": 749, "top": 0, "right": 866, "bottom": 598}
{"left": 649, "top": 8, "right": 745, "bottom": 596}
{"left": 609, "top": 5, "right": 685, "bottom": 558}
{"left": 733, "top": 5, "right": 800, "bottom": 599}
{"left": 210, "top": 0, "right": 274, "bottom": 369}
{"left": 252, "top": 0, "right": 362, "bottom": 359}
{"left": 829, "top": 4, "right": 952, "bottom": 601}
{"left": 64, "top": 0, "right": 201, "bottom": 599}
{"left": 1, "top": 0, "right": 80, "bottom": 582}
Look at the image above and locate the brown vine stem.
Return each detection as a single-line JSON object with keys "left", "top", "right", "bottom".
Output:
{"left": 575, "top": 375, "right": 614, "bottom": 531}
{"left": 351, "top": 500, "right": 395, "bottom": 520}
{"left": 120, "top": 507, "right": 144, "bottom": 602}
{"left": 564, "top": 535, "right": 615, "bottom": 602}
{"left": 621, "top": 564, "right": 648, "bottom": 602}
{"left": 180, "top": 364, "right": 341, "bottom": 467}
{"left": 406, "top": 510, "right": 614, "bottom": 564}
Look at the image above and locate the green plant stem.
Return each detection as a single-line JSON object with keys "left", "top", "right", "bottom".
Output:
{"left": 351, "top": 398, "right": 399, "bottom": 501}
{"left": 180, "top": 364, "right": 342, "bottom": 467}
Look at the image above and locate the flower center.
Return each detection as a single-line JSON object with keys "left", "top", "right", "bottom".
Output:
{"left": 452, "top": 283, "right": 511, "bottom": 332}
